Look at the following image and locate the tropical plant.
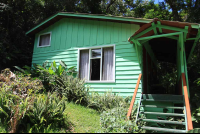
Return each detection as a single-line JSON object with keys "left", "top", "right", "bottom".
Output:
{"left": 54, "top": 75, "right": 89, "bottom": 105}
{"left": 187, "top": 128, "right": 200, "bottom": 133}
{"left": 0, "top": 68, "right": 69, "bottom": 133}
{"left": 23, "top": 92, "right": 68, "bottom": 133}
{"left": 87, "top": 90, "right": 130, "bottom": 112}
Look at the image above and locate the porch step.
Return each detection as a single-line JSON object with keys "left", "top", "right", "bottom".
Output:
{"left": 142, "top": 94, "right": 183, "bottom": 101}
{"left": 140, "top": 105, "right": 184, "bottom": 109}
{"left": 138, "top": 118, "right": 186, "bottom": 125}
{"left": 140, "top": 112, "right": 185, "bottom": 117}
{"left": 140, "top": 126, "right": 186, "bottom": 133}
{"left": 141, "top": 99, "right": 183, "bottom": 102}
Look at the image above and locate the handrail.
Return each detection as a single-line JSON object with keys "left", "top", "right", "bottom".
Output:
{"left": 127, "top": 73, "right": 142, "bottom": 120}
{"left": 182, "top": 73, "right": 193, "bottom": 130}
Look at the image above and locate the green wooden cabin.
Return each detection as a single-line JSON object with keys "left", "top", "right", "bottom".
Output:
{"left": 26, "top": 13, "right": 200, "bottom": 133}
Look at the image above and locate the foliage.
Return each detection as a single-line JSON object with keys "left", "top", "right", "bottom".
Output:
{"left": 87, "top": 90, "right": 130, "bottom": 112}
{"left": 0, "top": 68, "right": 44, "bottom": 96}
{"left": 22, "top": 93, "right": 68, "bottom": 133}
{"left": 16, "top": 61, "right": 88, "bottom": 105}
{"left": 98, "top": 104, "right": 143, "bottom": 133}
{"left": 0, "top": 68, "right": 69, "bottom": 133}
{"left": 187, "top": 128, "right": 200, "bottom": 133}
{"left": 54, "top": 75, "right": 89, "bottom": 105}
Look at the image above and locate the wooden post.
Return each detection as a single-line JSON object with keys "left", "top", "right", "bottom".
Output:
{"left": 182, "top": 73, "right": 193, "bottom": 130}
{"left": 127, "top": 74, "right": 142, "bottom": 120}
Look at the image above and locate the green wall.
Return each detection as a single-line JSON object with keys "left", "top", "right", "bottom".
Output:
{"left": 32, "top": 18, "right": 142, "bottom": 99}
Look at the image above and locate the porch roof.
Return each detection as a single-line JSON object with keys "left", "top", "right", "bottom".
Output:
{"left": 128, "top": 18, "right": 200, "bottom": 63}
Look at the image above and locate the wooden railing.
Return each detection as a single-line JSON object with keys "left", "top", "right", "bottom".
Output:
{"left": 127, "top": 74, "right": 142, "bottom": 120}
{"left": 182, "top": 73, "right": 193, "bottom": 130}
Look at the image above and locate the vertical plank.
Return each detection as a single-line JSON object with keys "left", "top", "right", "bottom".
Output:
{"left": 97, "top": 21, "right": 104, "bottom": 45}
{"left": 111, "top": 22, "right": 115, "bottom": 43}
{"left": 77, "top": 19, "right": 84, "bottom": 47}
{"left": 126, "top": 23, "right": 131, "bottom": 41}
{"left": 91, "top": 20, "right": 97, "bottom": 46}
{"left": 113, "top": 22, "right": 119, "bottom": 43}
{"left": 60, "top": 19, "right": 67, "bottom": 50}
{"left": 106, "top": 21, "right": 112, "bottom": 44}
{"left": 55, "top": 21, "right": 61, "bottom": 50}
{"left": 103, "top": 21, "right": 109, "bottom": 44}
{"left": 83, "top": 20, "right": 90, "bottom": 46}
{"left": 71, "top": 19, "right": 79, "bottom": 47}
{"left": 66, "top": 18, "right": 72, "bottom": 48}
{"left": 118, "top": 23, "right": 122, "bottom": 42}
{"left": 33, "top": 34, "right": 38, "bottom": 53}
{"left": 121, "top": 23, "right": 127, "bottom": 42}
{"left": 87, "top": 20, "right": 93, "bottom": 46}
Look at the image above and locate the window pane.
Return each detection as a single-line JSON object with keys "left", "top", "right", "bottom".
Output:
{"left": 39, "top": 34, "right": 50, "bottom": 46}
{"left": 90, "top": 59, "right": 100, "bottom": 80}
{"left": 91, "top": 49, "right": 101, "bottom": 58}
{"left": 79, "top": 50, "right": 89, "bottom": 80}
{"left": 102, "top": 47, "right": 114, "bottom": 81}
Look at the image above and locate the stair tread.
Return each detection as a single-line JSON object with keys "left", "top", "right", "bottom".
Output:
{"left": 141, "top": 99, "right": 183, "bottom": 102}
{"left": 142, "top": 94, "right": 184, "bottom": 101}
{"left": 140, "top": 112, "right": 185, "bottom": 116}
{"left": 140, "top": 105, "right": 184, "bottom": 109}
{"left": 140, "top": 126, "right": 186, "bottom": 133}
{"left": 138, "top": 118, "right": 185, "bottom": 125}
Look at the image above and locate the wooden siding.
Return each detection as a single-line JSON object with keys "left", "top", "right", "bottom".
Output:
{"left": 32, "top": 18, "right": 141, "bottom": 100}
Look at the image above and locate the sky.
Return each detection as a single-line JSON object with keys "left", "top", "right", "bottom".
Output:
{"left": 154, "top": 0, "right": 165, "bottom": 4}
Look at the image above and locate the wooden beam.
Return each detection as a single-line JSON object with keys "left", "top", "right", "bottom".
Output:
{"left": 136, "top": 32, "right": 182, "bottom": 41}
{"left": 187, "top": 31, "right": 200, "bottom": 62}
{"left": 158, "top": 25, "right": 188, "bottom": 33}
{"left": 167, "top": 36, "right": 179, "bottom": 40}
{"left": 184, "top": 26, "right": 189, "bottom": 42}
{"left": 157, "top": 21, "right": 162, "bottom": 33}
{"left": 130, "top": 26, "right": 154, "bottom": 40}
{"left": 179, "top": 32, "right": 184, "bottom": 73}
{"left": 186, "top": 38, "right": 198, "bottom": 40}
{"left": 143, "top": 42, "right": 158, "bottom": 66}
{"left": 151, "top": 22, "right": 158, "bottom": 35}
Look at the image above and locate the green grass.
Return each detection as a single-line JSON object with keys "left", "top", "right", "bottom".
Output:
{"left": 64, "top": 102, "right": 101, "bottom": 133}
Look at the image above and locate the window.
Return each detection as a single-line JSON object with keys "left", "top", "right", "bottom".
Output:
{"left": 79, "top": 45, "right": 115, "bottom": 82}
{"left": 38, "top": 32, "right": 51, "bottom": 47}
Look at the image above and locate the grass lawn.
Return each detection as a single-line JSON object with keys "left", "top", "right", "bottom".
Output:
{"left": 64, "top": 102, "right": 101, "bottom": 133}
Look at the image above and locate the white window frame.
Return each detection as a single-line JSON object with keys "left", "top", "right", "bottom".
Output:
{"left": 37, "top": 32, "right": 52, "bottom": 48}
{"left": 78, "top": 44, "right": 116, "bottom": 83}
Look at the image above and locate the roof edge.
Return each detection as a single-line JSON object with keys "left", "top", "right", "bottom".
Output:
{"left": 26, "top": 12, "right": 153, "bottom": 35}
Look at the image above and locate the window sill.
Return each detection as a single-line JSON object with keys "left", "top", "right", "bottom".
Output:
{"left": 37, "top": 45, "right": 51, "bottom": 48}
{"left": 85, "top": 81, "right": 115, "bottom": 83}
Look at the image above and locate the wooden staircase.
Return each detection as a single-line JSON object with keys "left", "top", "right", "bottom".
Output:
{"left": 136, "top": 94, "right": 187, "bottom": 133}
{"left": 127, "top": 73, "right": 193, "bottom": 133}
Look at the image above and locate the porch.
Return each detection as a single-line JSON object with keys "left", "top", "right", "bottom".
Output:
{"left": 127, "top": 19, "right": 200, "bottom": 133}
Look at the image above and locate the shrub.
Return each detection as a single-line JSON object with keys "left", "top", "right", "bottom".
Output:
{"left": 0, "top": 69, "right": 69, "bottom": 133}
{"left": 87, "top": 91, "right": 130, "bottom": 112}
{"left": 0, "top": 68, "right": 44, "bottom": 96}
{"left": 54, "top": 75, "right": 89, "bottom": 105}
{"left": 98, "top": 104, "right": 143, "bottom": 133}
{"left": 15, "top": 61, "right": 89, "bottom": 105}
{"left": 22, "top": 92, "right": 68, "bottom": 133}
